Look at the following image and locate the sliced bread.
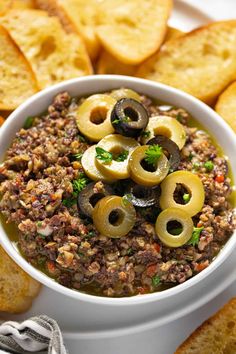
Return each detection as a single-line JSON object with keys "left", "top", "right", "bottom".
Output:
{"left": 0, "top": 0, "right": 12, "bottom": 16}
{"left": 0, "top": 24, "right": 38, "bottom": 110}
{"left": 136, "top": 21, "right": 236, "bottom": 104}
{"left": 96, "top": 0, "right": 172, "bottom": 65}
{"left": 0, "top": 246, "right": 41, "bottom": 313}
{"left": 10, "top": 0, "right": 35, "bottom": 9}
{"left": 1, "top": 9, "right": 93, "bottom": 89}
{"left": 175, "top": 298, "right": 236, "bottom": 354}
{"left": 35, "top": 0, "right": 100, "bottom": 60}
{"left": 215, "top": 81, "right": 236, "bottom": 132}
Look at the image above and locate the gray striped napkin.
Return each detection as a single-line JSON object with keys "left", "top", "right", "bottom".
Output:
{"left": 0, "top": 315, "right": 68, "bottom": 354}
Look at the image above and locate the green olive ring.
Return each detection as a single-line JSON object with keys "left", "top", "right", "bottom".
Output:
{"left": 142, "top": 116, "right": 186, "bottom": 149}
{"left": 155, "top": 208, "right": 194, "bottom": 247}
{"left": 92, "top": 195, "right": 136, "bottom": 238}
{"left": 159, "top": 171, "right": 205, "bottom": 216}
{"left": 96, "top": 134, "right": 139, "bottom": 179}
{"left": 110, "top": 88, "right": 141, "bottom": 102}
{"left": 128, "top": 145, "right": 170, "bottom": 187}
{"left": 76, "top": 94, "right": 116, "bottom": 142}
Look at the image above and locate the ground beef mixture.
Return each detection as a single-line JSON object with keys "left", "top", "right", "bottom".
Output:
{"left": 0, "top": 92, "right": 235, "bottom": 297}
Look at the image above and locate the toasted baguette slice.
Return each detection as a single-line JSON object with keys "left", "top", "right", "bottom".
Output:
{"left": 35, "top": 0, "right": 100, "bottom": 60}
{"left": 0, "top": 246, "right": 41, "bottom": 313}
{"left": 96, "top": 26, "right": 183, "bottom": 76}
{"left": 96, "top": 0, "right": 172, "bottom": 65}
{"left": 0, "top": 24, "right": 38, "bottom": 110}
{"left": 165, "top": 26, "right": 184, "bottom": 42}
{"left": 0, "top": 0, "right": 12, "bottom": 15}
{"left": 1, "top": 10, "right": 92, "bottom": 89}
{"left": 175, "top": 298, "right": 236, "bottom": 354}
{"left": 137, "top": 21, "right": 236, "bottom": 104}
{"left": 10, "top": 0, "right": 35, "bottom": 9}
{"left": 215, "top": 81, "right": 236, "bottom": 132}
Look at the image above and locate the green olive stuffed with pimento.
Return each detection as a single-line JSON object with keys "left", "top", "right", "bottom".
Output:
{"left": 76, "top": 88, "right": 205, "bottom": 248}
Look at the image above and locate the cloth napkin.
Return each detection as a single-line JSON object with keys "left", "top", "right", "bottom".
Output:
{"left": 0, "top": 315, "right": 68, "bottom": 354}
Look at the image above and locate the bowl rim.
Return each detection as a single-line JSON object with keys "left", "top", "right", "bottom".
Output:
{"left": 1, "top": 74, "right": 236, "bottom": 306}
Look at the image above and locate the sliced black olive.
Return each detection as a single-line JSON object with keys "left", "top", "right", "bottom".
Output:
{"left": 78, "top": 182, "right": 113, "bottom": 217}
{"left": 147, "top": 135, "right": 180, "bottom": 171}
{"left": 111, "top": 98, "right": 149, "bottom": 137}
{"left": 125, "top": 182, "right": 160, "bottom": 207}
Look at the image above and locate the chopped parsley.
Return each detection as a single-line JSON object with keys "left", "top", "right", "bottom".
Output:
{"left": 85, "top": 231, "right": 96, "bottom": 238}
{"left": 192, "top": 161, "right": 201, "bottom": 170}
{"left": 23, "top": 116, "right": 34, "bottom": 129}
{"left": 73, "top": 152, "right": 83, "bottom": 161}
{"left": 72, "top": 174, "right": 89, "bottom": 195}
{"left": 112, "top": 116, "right": 130, "bottom": 125}
{"left": 187, "top": 226, "right": 204, "bottom": 246}
{"left": 176, "top": 112, "right": 184, "bottom": 123}
{"left": 152, "top": 275, "right": 161, "bottom": 287}
{"left": 122, "top": 193, "right": 132, "bottom": 206}
{"left": 115, "top": 150, "right": 129, "bottom": 162}
{"left": 141, "top": 130, "right": 151, "bottom": 138}
{"left": 145, "top": 144, "right": 163, "bottom": 166}
{"left": 95, "top": 147, "right": 113, "bottom": 164}
{"left": 77, "top": 134, "right": 86, "bottom": 142}
{"left": 183, "top": 193, "right": 190, "bottom": 204}
{"left": 188, "top": 152, "right": 194, "bottom": 161}
{"left": 204, "top": 161, "right": 214, "bottom": 172}
{"left": 62, "top": 198, "right": 77, "bottom": 208}
{"left": 127, "top": 248, "right": 134, "bottom": 256}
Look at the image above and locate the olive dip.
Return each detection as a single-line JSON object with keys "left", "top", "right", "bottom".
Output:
{"left": 0, "top": 88, "right": 235, "bottom": 297}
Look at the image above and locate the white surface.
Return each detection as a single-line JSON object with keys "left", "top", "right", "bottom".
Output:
{"left": 1, "top": 2, "right": 236, "bottom": 354}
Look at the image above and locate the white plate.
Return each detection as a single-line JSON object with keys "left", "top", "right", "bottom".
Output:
{"left": 0, "top": 2, "right": 224, "bottom": 354}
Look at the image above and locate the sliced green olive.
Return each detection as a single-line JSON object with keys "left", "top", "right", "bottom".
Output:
{"left": 92, "top": 195, "right": 136, "bottom": 238}
{"left": 142, "top": 116, "right": 186, "bottom": 149}
{"left": 77, "top": 94, "right": 116, "bottom": 142}
{"left": 96, "top": 134, "right": 139, "bottom": 179}
{"left": 81, "top": 145, "right": 115, "bottom": 183}
{"left": 128, "top": 145, "right": 169, "bottom": 187}
{"left": 147, "top": 136, "right": 180, "bottom": 171}
{"left": 159, "top": 171, "right": 205, "bottom": 216}
{"left": 110, "top": 88, "right": 141, "bottom": 102}
{"left": 155, "top": 208, "right": 193, "bottom": 247}
{"left": 78, "top": 182, "right": 113, "bottom": 217}
{"left": 111, "top": 98, "right": 149, "bottom": 138}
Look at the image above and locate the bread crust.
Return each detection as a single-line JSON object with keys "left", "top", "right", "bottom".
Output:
{"left": 175, "top": 298, "right": 236, "bottom": 353}
{"left": 215, "top": 81, "right": 236, "bottom": 132}
{"left": 0, "top": 24, "right": 38, "bottom": 110}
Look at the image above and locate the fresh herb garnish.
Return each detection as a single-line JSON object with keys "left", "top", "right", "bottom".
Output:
{"left": 204, "top": 161, "right": 214, "bottom": 172}
{"left": 183, "top": 193, "right": 190, "bottom": 204}
{"left": 73, "top": 152, "right": 83, "bottom": 161}
{"left": 112, "top": 116, "right": 130, "bottom": 125}
{"left": 152, "top": 275, "right": 161, "bottom": 287}
{"left": 72, "top": 174, "right": 89, "bottom": 195}
{"left": 122, "top": 193, "right": 132, "bottom": 206}
{"left": 23, "top": 116, "right": 34, "bottom": 129}
{"left": 127, "top": 248, "right": 134, "bottom": 256}
{"left": 176, "top": 113, "right": 184, "bottom": 123}
{"left": 192, "top": 162, "right": 200, "bottom": 170}
{"left": 115, "top": 150, "right": 129, "bottom": 162}
{"left": 188, "top": 152, "right": 194, "bottom": 161}
{"left": 187, "top": 226, "right": 204, "bottom": 246}
{"left": 36, "top": 221, "right": 42, "bottom": 227}
{"left": 144, "top": 144, "right": 163, "bottom": 166}
{"left": 95, "top": 147, "right": 113, "bottom": 164}
{"left": 85, "top": 231, "right": 95, "bottom": 238}
{"left": 77, "top": 134, "right": 86, "bottom": 142}
{"left": 141, "top": 130, "right": 151, "bottom": 138}
{"left": 62, "top": 198, "right": 77, "bottom": 208}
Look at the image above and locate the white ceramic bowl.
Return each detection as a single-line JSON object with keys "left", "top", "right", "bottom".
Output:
{"left": 0, "top": 75, "right": 236, "bottom": 326}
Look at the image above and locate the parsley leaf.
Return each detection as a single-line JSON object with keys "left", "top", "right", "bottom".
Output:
{"left": 122, "top": 193, "right": 132, "bottom": 206}
{"left": 204, "top": 161, "right": 214, "bottom": 172}
{"left": 145, "top": 144, "right": 163, "bottom": 165}
{"left": 183, "top": 193, "right": 190, "bottom": 204}
{"left": 95, "top": 147, "right": 113, "bottom": 164}
{"left": 62, "top": 198, "right": 77, "bottom": 208}
{"left": 77, "top": 134, "right": 86, "bottom": 142}
{"left": 23, "top": 116, "right": 34, "bottom": 129}
{"left": 72, "top": 174, "right": 89, "bottom": 195}
{"left": 187, "top": 226, "right": 204, "bottom": 246}
{"left": 141, "top": 130, "right": 151, "bottom": 138}
{"left": 152, "top": 275, "right": 161, "bottom": 287}
{"left": 73, "top": 152, "right": 83, "bottom": 161}
{"left": 115, "top": 150, "right": 129, "bottom": 162}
